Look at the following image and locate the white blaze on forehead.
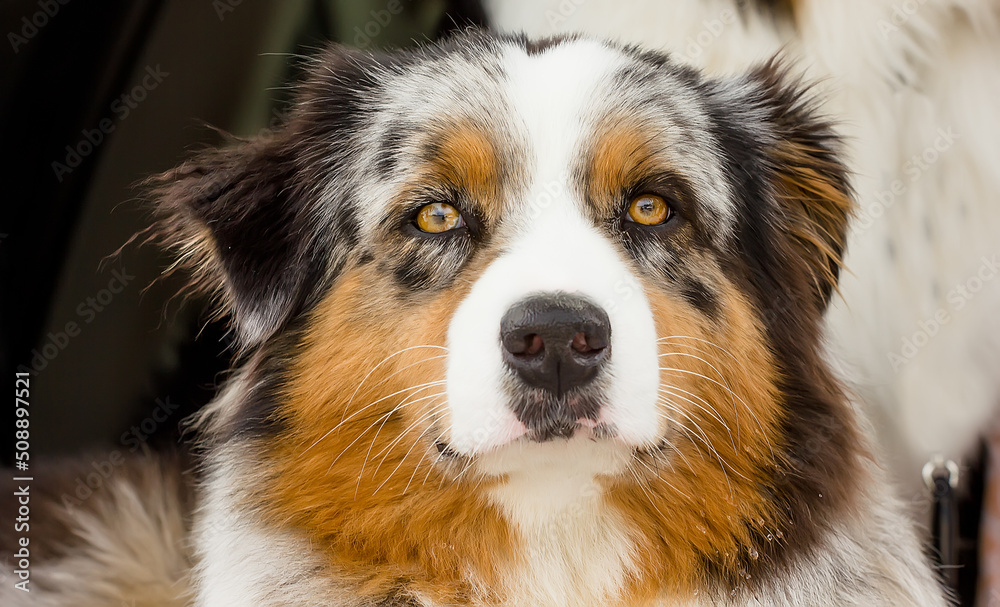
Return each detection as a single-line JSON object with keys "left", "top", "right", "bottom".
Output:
{"left": 444, "top": 40, "right": 661, "bottom": 459}
{"left": 503, "top": 39, "right": 618, "bottom": 179}
{"left": 497, "top": 38, "right": 736, "bottom": 240}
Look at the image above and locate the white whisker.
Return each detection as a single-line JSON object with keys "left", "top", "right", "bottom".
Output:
{"left": 372, "top": 404, "right": 447, "bottom": 496}
{"left": 355, "top": 391, "right": 449, "bottom": 496}
{"left": 657, "top": 335, "right": 741, "bottom": 364}
{"left": 368, "top": 397, "right": 447, "bottom": 463}
{"left": 300, "top": 379, "right": 445, "bottom": 457}
{"left": 659, "top": 366, "right": 774, "bottom": 458}
{"left": 323, "top": 387, "right": 444, "bottom": 477}
{"left": 626, "top": 462, "right": 674, "bottom": 519}
{"left": 657, "top": 385, "right": 735, "bottom": 452}
{"left": 403, "top": 429, "right": 447, "bottom": 496}
{"left": 658, "top": 351, "right": 742, "bottom": 444}
{"left": 341, "top": 345, "right": 448, "bottom": 424}
{"left": 656, "top": 399, "right": 737, "bottom": 495}
{"left": 369, "top": 400, "right": 447, "bottom": 486}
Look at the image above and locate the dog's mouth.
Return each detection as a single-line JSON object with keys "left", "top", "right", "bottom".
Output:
{"left": 433, "top": 385, "right": 643, "bottom": 460}
{"left": 521, "top": 417, "right": 617, "bottom": 442}
{"left": 435, "top": 440, "right": 462, "bottom": 459}
{"left": 507, "top": 388, "right": 609, "bottom": 439}
{"left": 634, "top": 437, "right": 670, "bottom": 456}
{"left": 434, "top": 415, "right": 621, "bottom": 460}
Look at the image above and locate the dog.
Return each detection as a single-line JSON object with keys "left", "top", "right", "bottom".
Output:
{"left": 3, "top": 30, "right": 950, "bottom": 606}
{"left": 481, "top": 0, "right": 1000, "bottom": 519}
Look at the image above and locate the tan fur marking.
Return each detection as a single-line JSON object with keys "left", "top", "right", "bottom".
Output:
{"left": 421, "top": 124, "right": 505, "bottom": 223}
{"left": 608, "top": 277, "right": 786, "bottom": 602}
{"left": 586, "top": 121, "right": 663, "bottom": 215}
{"left": 254, "top": 257, "right": 790, "bottom": 603}
{"left": 255, "top": 270, "right": 514, "bottom": 604}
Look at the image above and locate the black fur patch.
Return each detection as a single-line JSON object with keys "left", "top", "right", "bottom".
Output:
{"left": 515, "top": 33, "right": 577, "bottom": 56}
{"left": 694, "top": 63, "right": 859, "bottom": 590}
{"left": 151, "top": 45, "right": 394, "bottom": 347}
{"left": 392, "top": 253, "right": 438, "bottom": 291}
{"left": 375, "top": 123, "right": 413, "bottom": 178}
{"left": 677, "top": 276, "right": 719, "bottom": 317}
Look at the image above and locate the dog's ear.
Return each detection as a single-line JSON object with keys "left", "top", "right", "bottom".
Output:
{"left": 754, "top": 61, "right": 853, "bottom": 308}
{"left": 702, "top": 59, "right": 853, "bottom": 313}
{"left": 150, "top": 137, "right": 317, "bottom": 347}
{"left": 149, "top": 45, "right": 382, "bottom": 347}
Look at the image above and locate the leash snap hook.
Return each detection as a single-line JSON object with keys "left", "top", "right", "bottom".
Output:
{"left": 923, "top": 456, "right": 960, "bottom": 491}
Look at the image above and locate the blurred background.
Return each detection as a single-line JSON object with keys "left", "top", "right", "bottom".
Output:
{"left": 0, "top": 0, "right": 483, "bottom": 460}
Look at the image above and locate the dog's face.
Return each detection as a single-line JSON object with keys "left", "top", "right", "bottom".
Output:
{"left": 156, "top": 32, "right": 856, "bottom": 599}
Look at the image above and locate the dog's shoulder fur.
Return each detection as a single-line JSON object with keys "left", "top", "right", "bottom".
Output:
{"left": 0, "top": 452, "right": 193, "bottom": 606}
{"left": 0, "top": 450, "right": 945, "bottom": 605}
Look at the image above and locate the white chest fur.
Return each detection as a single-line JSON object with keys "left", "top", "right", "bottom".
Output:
{"left": 482, "top": 441, "right": 638, "bottom": 607}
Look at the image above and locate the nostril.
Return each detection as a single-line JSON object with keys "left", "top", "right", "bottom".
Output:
{"left": 571, "top": 331, "right": 608, "bottom": 355}
{"left": 524, "top": 334, "right": 544, "bottom": 356}
{"left": 506, "top": 333, "right": 544, "bottom": 356}
{"left": 570, "top": 332, "right": 591, "bottom": 354}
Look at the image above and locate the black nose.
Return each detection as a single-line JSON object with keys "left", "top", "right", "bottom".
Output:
{"left": 500, "top": 293, "right": 611, "bottom": 397}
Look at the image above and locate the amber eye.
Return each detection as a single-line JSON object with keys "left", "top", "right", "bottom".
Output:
{"left": 626, "top": 194, "right": 671, "bottom": 226}
{"left": 415, "top": 202, "right": 465, "bottom": 233}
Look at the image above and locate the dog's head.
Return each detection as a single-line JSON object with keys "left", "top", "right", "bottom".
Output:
{"left": 155, "top": 32, "right": 857, "bottom": 599}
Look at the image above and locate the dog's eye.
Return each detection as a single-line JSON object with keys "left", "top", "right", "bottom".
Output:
{"left": 626, "top": 194, "right": 672, "bottom": 226}
{"left": 415, "top": 202, "right": 465, "bottom": 233}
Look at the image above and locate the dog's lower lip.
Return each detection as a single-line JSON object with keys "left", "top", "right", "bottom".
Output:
{"left": 524, "top": 419, "right": 611, "bottom": 442}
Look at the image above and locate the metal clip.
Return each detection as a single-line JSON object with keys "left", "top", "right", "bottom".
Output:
{"left": 922, "top": 455, "right": 960, "bottom": 491}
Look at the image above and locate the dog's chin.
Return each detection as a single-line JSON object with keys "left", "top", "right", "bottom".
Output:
{"left": 439, "top": 417, "right": 645, "bottom": 480}
{"left": 474, "top": 431, "right": 636, "bottom": 480}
